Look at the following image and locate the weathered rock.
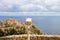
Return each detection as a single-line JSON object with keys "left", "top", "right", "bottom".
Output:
{"left": 0, "top": 18, "right": 44, "bottom": 37}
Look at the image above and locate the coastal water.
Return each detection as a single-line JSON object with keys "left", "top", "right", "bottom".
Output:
{"left": 0, "top": 16, "right": 60, "bottom": 34}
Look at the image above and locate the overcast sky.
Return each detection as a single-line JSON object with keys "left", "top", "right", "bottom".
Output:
{"left": 0, "top": 12, "right": 60, "bottom": 16}
{"left": 0, "top": 0, "right": 60, "bottom": 34}
{"left": 0, "top": 0, "right": 60, "bottom": 16}
{"left": 0, "top": 0, "right": 60, "bottom": 12}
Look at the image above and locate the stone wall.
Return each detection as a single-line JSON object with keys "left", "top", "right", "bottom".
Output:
{"left": 0, "top": 35, "right": 60, "bottom": 40}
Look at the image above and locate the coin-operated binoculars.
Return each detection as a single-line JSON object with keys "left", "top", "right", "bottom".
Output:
{"left": 25, "top": 18, "right": 32, "bottom": 40}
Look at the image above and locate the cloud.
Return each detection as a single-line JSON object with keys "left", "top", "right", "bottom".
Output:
{"left": 0, "top": 0, "right": 60, "bottom": 12}
{"left": 45, "top": 0, "right": 60, "bottom": 5}
{"left": 44, "top": 0, "right": 60, "bottom": 11}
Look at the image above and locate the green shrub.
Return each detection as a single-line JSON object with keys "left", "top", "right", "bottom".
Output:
{"left": 0, "top": 29, "right": 4, "bottom": 37}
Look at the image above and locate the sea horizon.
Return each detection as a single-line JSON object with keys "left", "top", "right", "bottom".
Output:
{"left": 0, "top": 16, "right": 60, "bottom": 35}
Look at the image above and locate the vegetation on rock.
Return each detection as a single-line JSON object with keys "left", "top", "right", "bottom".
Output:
{"left": 0, "top": 18, "right": 44, "bottom": 37}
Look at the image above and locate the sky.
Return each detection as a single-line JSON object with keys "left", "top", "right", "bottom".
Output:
{"left": 0, "top": 0, "right": 60, "bottom": 34}
{"left": 0, "top": 12, "right": 60, "bottom": 16}
{"left": 0, "top": 0, "right": 60, "bottom": 12}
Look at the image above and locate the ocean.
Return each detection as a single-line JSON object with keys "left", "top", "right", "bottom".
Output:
{"left": 0, "top": 16, "right": 60, "bottom": 34}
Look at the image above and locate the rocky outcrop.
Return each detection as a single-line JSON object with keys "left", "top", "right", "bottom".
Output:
{"left": 0, "top": 18, "right": 44, "bottom": 37}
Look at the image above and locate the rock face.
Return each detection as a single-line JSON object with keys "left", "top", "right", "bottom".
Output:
{"left": 0, "top": 18, "right": 44, "bottom": 37}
